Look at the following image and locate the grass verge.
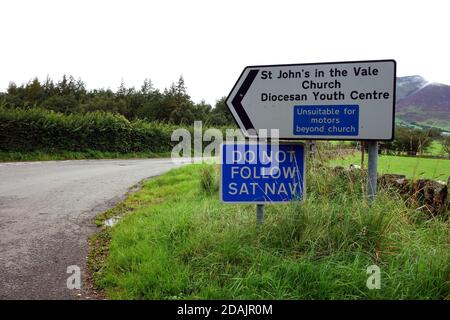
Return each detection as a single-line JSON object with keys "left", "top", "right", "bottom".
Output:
{"left": 330, "top": 152, "right": 450, "bottom": 180}
{"left": 0, "top": 150, "right": 172, "bottom": 162}
{"left": 89, "top": 163, "right": 449, "bottom": 299}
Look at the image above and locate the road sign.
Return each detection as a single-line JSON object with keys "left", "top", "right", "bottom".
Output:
{"left": 226, "top": 60, "right": 396, "bottom": 140}
{"left": 220, "top": 142, "right": 305, "bottom": 204}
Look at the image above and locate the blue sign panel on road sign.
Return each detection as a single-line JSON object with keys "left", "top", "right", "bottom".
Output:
{"left": 293, "top": 105, "right": 359, "bottom": 136}
{"left": 220, "top": 142, "right": 305, "bottom": 203}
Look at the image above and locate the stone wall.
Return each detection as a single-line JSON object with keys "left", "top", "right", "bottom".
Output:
{"left": 379, "top": 174, "right": 448, "bottom": 216}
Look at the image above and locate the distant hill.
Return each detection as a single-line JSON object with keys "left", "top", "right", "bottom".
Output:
{"left": 395, "top": 76, "right": 450, "bottom": 131}
{"left": 396, "top": 75, "right": 428, "bottom": 102}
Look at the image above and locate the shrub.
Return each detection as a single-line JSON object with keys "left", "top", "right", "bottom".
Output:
{"left": 0, "top": 106, "right": 178, "bottom": 153}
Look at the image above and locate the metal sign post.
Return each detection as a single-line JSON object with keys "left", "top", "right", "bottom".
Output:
{"left": 367, "top": 141, "right": 378, "bottom": 204}
{"left": 256, "top": 204, "right": 265, "bottom": 224}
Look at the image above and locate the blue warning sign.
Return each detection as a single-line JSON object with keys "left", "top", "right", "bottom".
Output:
{"left": 293, "top": 105, "right": 359, "bottom": 136}
{"left": 220, "top": 142, "right": 305, "bottom": 203}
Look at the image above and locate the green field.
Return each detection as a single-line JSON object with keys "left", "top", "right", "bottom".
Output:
{"left": 427, "top": 140, "right": 446, "bottom": 157}
{"left": 330, "top": 152, "right": 450, "bottom": 180}
{"left": 89, "top": 164, "right": 449, "bottom": 300}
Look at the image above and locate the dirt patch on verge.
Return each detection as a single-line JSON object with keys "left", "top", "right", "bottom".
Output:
{"left": 85, "top": 228, "right": 111, "bottom": 299}
{"left": 85, "top": 177, "right": 156, "bottom": 299}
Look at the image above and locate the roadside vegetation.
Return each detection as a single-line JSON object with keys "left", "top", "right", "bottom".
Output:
{"left": 0, "top": 107, "right": 177, "bottom": 154}
{"left": 89, "top": 163, "right": 449, "bottom": 300}
{"left": 0, "top": 75, "right": 233, "bottom": 126}
{"left": 0, "top": 150, "right": 172, "bottom": 162}
{"left": 0, "top": 106, "right": 231, "bottom": 161}
{"left": 324, "top": 127, "right": 450, "bottom": 180}
{"left": 1, "top": 75, "right": 448, "bottom": 164}
{"left": 0, "top": 75, "right": 235, "bottom": 161}
{"left": 330, "top": 153, "right": 450, "bottom": 180}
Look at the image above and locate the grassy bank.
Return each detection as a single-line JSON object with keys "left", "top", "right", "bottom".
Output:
{"left": 89, "top": 164, "right": 449, "bottom": 300}
{"left": 0, "top": 150, "right": 172, "bottom": 162}
{"left": 330, "top": 152, "right": 450, "bottom": 180}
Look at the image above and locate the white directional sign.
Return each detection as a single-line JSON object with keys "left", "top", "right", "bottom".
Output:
{"left": 226, "top": 60, "right": 396, "bottom": 140}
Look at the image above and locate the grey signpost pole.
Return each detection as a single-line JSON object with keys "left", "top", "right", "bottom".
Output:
{"left": 257, "top": 204, "right": 265, "bottom": 224}
{"left": 367, "top": 141, "right": 378, "bottom": 204}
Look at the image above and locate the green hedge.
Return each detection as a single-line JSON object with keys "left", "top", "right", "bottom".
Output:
{"left": 0, "top": 107, "right": 178, "bottom": 153}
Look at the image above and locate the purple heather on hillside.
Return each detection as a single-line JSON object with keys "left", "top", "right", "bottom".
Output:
{"left": 395, "top": 76, "right": 450, "bottom": 128}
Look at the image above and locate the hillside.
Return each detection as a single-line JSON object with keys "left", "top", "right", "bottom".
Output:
{"left": 396, "top": 82, "right": 450, "bottom": 130}
{"left": 396, "top": 75, "right": 428, "bottom": 102}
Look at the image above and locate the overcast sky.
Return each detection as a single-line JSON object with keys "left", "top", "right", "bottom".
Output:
{"left": 1, "top": 0, "right": 449, "bottom": 105}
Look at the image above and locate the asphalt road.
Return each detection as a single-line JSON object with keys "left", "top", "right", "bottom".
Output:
{"left": 0, "top": 158, "right": 186, "bottom": 299}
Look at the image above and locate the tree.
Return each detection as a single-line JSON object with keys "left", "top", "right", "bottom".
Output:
{"left": 391, "top": 127, "right": 433, "bottom": 156}
{"left": 41, "top": 94, "right": 78, "bottom": 114}
{"left": 442, "top": 135, "right": 450, "bottom": 158}
{"left": 24, "top": 78, "right": 45, "bottom": 106}
{"left": 157, "top": 76, "right": 195, "bottom": 123}
{"left": 135, "top": 90, "right": 163, "bottom": 120}
{"left": 141, "top": 78, "right": 154, "bottom": 95}
{"left": 206, "top": 97, "right": 234, "bottom": 126}
{"left": 192, "top": 100, "right": 212, "bottom": 122}
{"left": 7, "top": 82, "right": 18, "bottom": 95}
{"left": 169, "top": 103, "right": 195, "bottom": 125}
{"left": 79, "top": 93, "right": 125, "bottom": 114}
{"left": 117, "top": 80, "right": 127, "bottom": 97}
{"left": 42, "top": 76, "right": 57, "bottom": 97}
{"left": 425, "top": 127, "right": 442, "bottom": 138}
{"left": 0, "top": 74, "right": 223, "bottom": 125}
{"left": 174, "top": 75, "right": 189, "bottom": 100}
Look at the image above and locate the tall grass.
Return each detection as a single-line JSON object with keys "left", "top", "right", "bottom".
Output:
{"left": 91, "top": 164, "right": 449, "bottom": 300}
{"left": 200, "top": 165, "right": 219, "bottom": 195}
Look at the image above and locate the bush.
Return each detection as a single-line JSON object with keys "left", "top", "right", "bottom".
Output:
{"left": 382, "top": 127, "right": 433, "bottom": 155}
{"left": 0, "top": 106, "right": 178, "bottom": 153}
{"left": 200, "top": 165, "right": 219, "bottom": 194}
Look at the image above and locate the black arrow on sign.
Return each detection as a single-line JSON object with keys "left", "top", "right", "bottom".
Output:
{"left": 229, "top": 69, "right": 259, "bottom": 132}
